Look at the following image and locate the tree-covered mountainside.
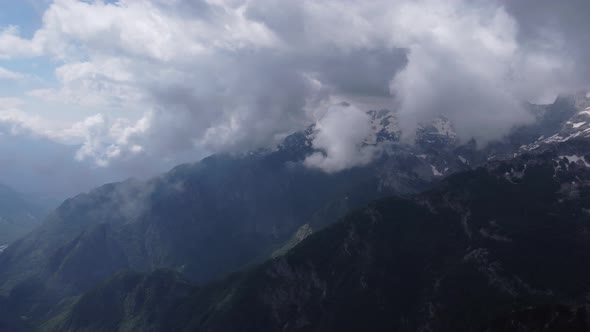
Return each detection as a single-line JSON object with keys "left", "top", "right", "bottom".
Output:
{"left": 0, "top": 109, "right": 484, "bottom": 328}
{"left": 43, "top": 140, "right": 590, "bottom": 332}
{"left": 1, "top": 95, "right": 589, "bottom": 331}
{"left": 0, "top": 184, "right": 52, "bottom": 246}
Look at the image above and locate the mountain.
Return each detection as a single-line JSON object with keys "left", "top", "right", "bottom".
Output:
{"left": 44, "top": 139, "right": 590, "bottom": 332}
{"left": 0, "top": 113, "right": 474, "bottom": 325}
{"left": 0, "top": 139, "right": 450, "bottom": 328}
{"left": 0, "top": 94, "right": 589, "bottom": 329}
{"left": 0, "top": 183, "right": 53, "bottom": 247}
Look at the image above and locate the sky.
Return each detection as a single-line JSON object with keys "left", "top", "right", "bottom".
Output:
{"left": 0, "top": 0, "right": 589, "bottom": 199}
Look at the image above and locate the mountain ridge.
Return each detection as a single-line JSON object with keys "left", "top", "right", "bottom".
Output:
{"left": 42, "top": 139, "right": 590, "bottom": 331}
{"left": 1, "top": 93, "right": 589, "bottom": 330}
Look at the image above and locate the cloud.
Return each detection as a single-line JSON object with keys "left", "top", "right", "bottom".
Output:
{"left": 0, "top": 99, "right": 150, "bottom": 168}
{"left": 0, "top": 100, "right": 163, "bottom": 198}
{"left": 387, "top": 0, "right": 586, "bottom": 143}
{"left": 503, "top": 0, "right": 590, "bottom": 92}
{"left": 388, "top": 1, "right": 528, "bottom": 142}
{"left": 0, "top": 67, "right": 26, "bottom": 80}
{"left": 0, "top": 26, "right": 42, "bottom": 58}
{"left": 0, "top": 98, "right": 56, "bottom": 135}
{"left": 71, "top": 113, "right": 150, "bottom": 167}
{"left": 304, "top": 104, "right": 376, "bottom": 172}
{"left": 0, "top": 0, "right": 588, "bottom": 177}
{"left": 28, "top": 59, "right": 143, "bottom": 107}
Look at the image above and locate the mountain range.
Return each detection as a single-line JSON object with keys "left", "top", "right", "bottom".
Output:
{"left": 0, "top": 93, "right": 589, "bottom": 331}
{"left": 44, "top": 139, "right": 590, "bottom": 332}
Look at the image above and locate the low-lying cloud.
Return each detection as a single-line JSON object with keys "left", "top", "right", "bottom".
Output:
{"left": 304, "top": 104, "right": 376, "bottom": 173}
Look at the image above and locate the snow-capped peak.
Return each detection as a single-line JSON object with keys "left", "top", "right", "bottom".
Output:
{"left": 431, "top": 118, "right": 457, "bottom": 138}
{"left": 364, "top": 109, "right": 401, "bottom": 144}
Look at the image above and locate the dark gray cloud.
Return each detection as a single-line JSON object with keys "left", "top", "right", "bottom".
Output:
{"left": 504, "top": 0, "right": 590, "bottom": 89}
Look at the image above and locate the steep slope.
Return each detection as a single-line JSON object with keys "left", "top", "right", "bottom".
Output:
{"left": 2, "top": 94, "right": 589, "bottom": 329}
{"left": 514, "top": 93, "right": 590, "bottom": 154}
{"left": 42, "top": 270, "right": 192, "bottom": 332}
{"left": 0, "top": 121, "right": 466, "bottom": 326}
{"left": 0, "top": 184, "right": 52, "bottom": 246}
{"left": 46, "top": 140, "right": 590, "bottom": 332}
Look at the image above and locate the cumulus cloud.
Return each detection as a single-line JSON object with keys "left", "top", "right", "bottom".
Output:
{"left": 304, "top": 104, "right": 376, "bottom": 172}
{"left": 0, "top": 101, "right": 150, "bottom": 168}
{"left": 70, "top": 113, "right": 150, "bottom": 167}
{"left": 0, "top": 100, "right": 165, "bottom": 198}
{"left": 0, "top": 0, "right": 588, "bottom": 176}
{"left": 387, "top": 0, "right": 582, "bottom": 143}
{"left": 0, "top": 98, "right": 55, "bottom": 135}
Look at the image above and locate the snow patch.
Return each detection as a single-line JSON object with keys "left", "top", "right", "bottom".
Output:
{"left": 541, "top": 131, "right": 586, "bottom": 145}
{"left": 431, "top": 165, "right": 443, "bottom": 176}
{"left": 0, "top": 245, "right": 7, "bottom": 254}
{"left": 431, "top": 118, "right": 457, "bottom": 138}
{"left": 560, "top": 155, "right": 590, "bottom": 167}
{"left": 572, "top": 121, "right": 586, "bottom": 129}
{"left": 365, "top": 110, "right": 400, "bottom": 144}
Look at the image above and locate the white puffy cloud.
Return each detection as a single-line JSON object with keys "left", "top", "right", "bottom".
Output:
{"left": 28, "top": 59, "right": 143, "bottom": 107}
{"left": 0, "top": 98, "right": 58, "bottom": 135}
{"left": 387, "top": 0, "right": 580, "bottom": 143}
{"left": 0, "top": 26, "right": 42, "bottom": 58}
{"left": 68, "top": 113, "right": 150, "bottom": 167}
{"left": 0, "top": 100, "right": 150, "bottom": 168}
{"left": 304, "top": 104, "right": 376, "bottom": 172}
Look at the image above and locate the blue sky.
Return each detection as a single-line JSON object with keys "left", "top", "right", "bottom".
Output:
{"left": 0, "top": 1, "right": 45, "bottom": 36}
{"left": 0, "top": 1, "right": 49, "bottom": 84}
